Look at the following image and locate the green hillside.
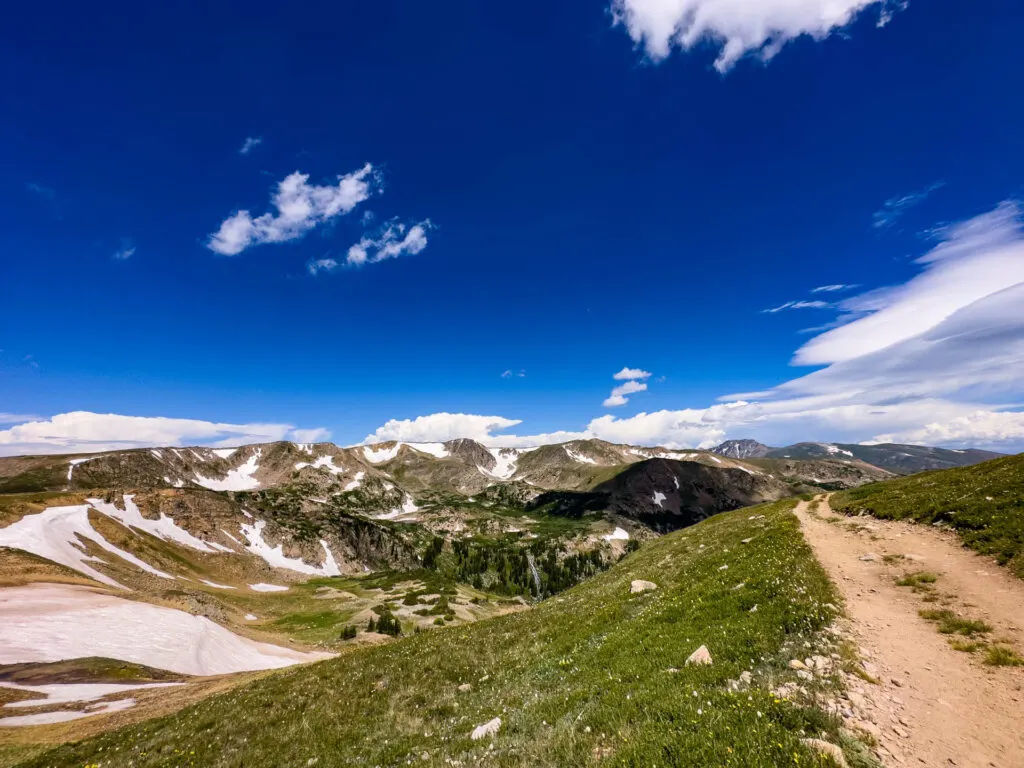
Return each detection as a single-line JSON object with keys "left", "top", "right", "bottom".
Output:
{"left": 19, "top": 500, "right": 864, "bottom": 768}
{"left": 831, "top": 453, "right": 1024, "bottom": 578}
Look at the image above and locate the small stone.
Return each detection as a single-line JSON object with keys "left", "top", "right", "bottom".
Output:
{"left": 800, "top": 738, "right": 849, "bottom": 768}
{"left": 470, "top": 717, "right": 502, "bottom": 741}
{"left": 630, "top": 579, "right": 657, "bottom": 594}
{"left": 859, "top": 553, "right": 879, "bottom": 562}
{"left": 457, "top": 683, "right": 472, "bottom": 692}
{"left": 796, "top": 670, "right": 814, "bottom": 681}
{"left": 686, "top": 645, "right": 713, "bottom": 666}
{"left": 788, "top": 659, "right": 807, "bottom": 670}
{"left": 739, "top": 671, "right": 752, "bottom": 684}
{"left": 741, "top": 538, "right": 753, "bottom": 544}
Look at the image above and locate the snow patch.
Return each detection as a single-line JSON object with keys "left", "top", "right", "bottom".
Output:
{"left": 363, "top": 444, "right": 400, "bottom": 463}
{"left": 193, "top": 448, "right": 261, "bottom": 492}
{"left": 480, "top": 447, "right": 524, "bottom": 479}
{"left": 0, "top": 504, "right": 173, "bottom": 588}
{"left": 652, "top": 491, "right": 667, "bottom": 508}
{"left": 344, "top": 471, "right": 365, "bottom": 491}
{"left": 0, "top": 583, "right": 325, "bottom": 675}
{"left": 212, "top": 448, "right": 238, "bottom": 459}
{"left": 0, "top": 697, "right": 140, "bottom": 727}
{"left": 1, "top": 681, "right": 181, "bottom": 709}
{"left": 88, "top": 495, "right": 219, "bottom": 554}
{"left": 249, "top": 583, "right": 289, "bottom": 592}
{"left": 66, "top": 457, "right": 94, "bottom": 482}
{"left": 200, "top": 580, "right": 235, "bottom": 590}
{"left": 565, "top": 447, "right": 597, "bottom": 464}
{"left": 602, "top": 527, "right": 630, "bottom": 541}
{"left": 245, "top": 614, "right": 258, "bottom": 621}
{"left": 239, "top": 520, "right": 340, "bottom": 577}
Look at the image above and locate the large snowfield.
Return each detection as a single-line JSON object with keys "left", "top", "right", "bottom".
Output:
{"left": 0, "top": 584, "right": 330, "bottom": 676}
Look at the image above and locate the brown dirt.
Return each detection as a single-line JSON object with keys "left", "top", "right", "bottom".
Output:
{"left": 796, "top": 497, "right": 1024, "bottom": 767}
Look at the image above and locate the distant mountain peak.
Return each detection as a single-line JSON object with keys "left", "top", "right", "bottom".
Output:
{"left": 712, "top": 439, "right": 773, "bottom": 459}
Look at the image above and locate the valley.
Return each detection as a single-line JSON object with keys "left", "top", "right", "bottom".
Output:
{"left": 0, "top": 437, "right": 1018, "bottom": 766}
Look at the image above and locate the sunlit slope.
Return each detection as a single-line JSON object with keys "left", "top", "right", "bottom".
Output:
{"left": 24, "top": 500, "right": 857, "bottom": 768}
{"left": 831, "top": 453, "right": 1024, "bottom": 578}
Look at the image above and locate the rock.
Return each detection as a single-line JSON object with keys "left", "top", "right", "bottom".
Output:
{"left": 630, "top": 579, "right": 658, "bottom": 593}
{"left": 686, "top": 645, "right": 713, "bottom": 666}
{"left": 800, "top": 738, "right": 849, "bottom": 768}
{"left": 859, "top": 553, "right": 879, "bottom": 562}
{"left": 457, "top": 683, "right": 472, "bottom": 692}
{"left": 470, "top": 717, "right": 502, "bottom": 741}
{"left": 796, "top": 670, "right": 814, "bottom": 681}
{"left": 749, "top": 604, "right": 758, "bottom": 612}
{"left": 741, "top": 538, "right": 753, "bottom": 544}
{"left": 788, "top": 659, "right": 808, "bottom": 670}
{"left": 739, "top": 671, "right": 752, "bottom": 684}
{"left": 856, "top": 720, "right": 882, "bottom": 741}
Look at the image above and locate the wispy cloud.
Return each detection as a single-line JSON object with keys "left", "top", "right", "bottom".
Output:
{"left": 811, "top": 284, "right": 857, "bottom": 294}
{"left": 611, "top": 0, "right": 902, "bottom": 73}
{"left": 307, "top": 257, "right": 339, "bottom": 276}
{"left": 762, "top": 300, "right": 830, "bottom": 314}
{"left": 501, "top": 369, "right": 526, "bottom": 379}
{"left": 346, "top": 219, "right": 432, "bottom": 267}
{"left": 25, "top": 182, "right": 62, "bottom": 218}
{"left": 207, "top": 165, "right": 378, "bottom": 256}
{"left": 25, "top": 182, "right": 56, "bottom": 200}
{"left": 112, "top": 239, "right": 136, "bottom": 260}
{"left": 239, "top": 136, "right": 263, "bottom": 155}
{"left": 873, "top": 181, "right": 945, "bottom": 230}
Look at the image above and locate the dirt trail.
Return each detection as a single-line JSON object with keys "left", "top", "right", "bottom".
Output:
{"left": 795, "top": 497, "right": 1024, "bottom": 768}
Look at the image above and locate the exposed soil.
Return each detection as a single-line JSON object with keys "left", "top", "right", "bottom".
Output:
{"left": 796, "top": 497, "right": 1024, "bottom": 767}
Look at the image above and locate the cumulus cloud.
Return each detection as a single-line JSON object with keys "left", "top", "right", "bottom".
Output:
{"left": 873, "top": 180, "right": 945, "bottom": 230}
{"left": 364, "top": 413, "right": 524, "bottom": 444}
{"left": 0, "top": 412, "right": 329, "bottom": 456}
{"left": 604, "top": 380, "right": 648, "bottom": 407}
{"left": 207, "top": 164, "right": 378, "bottom": 256}
{"left": 762, "top": 299, "right": 830, "bottom": 313}
{"left": 613, "top": 367, "right": 651, "bottom": 381}
{"left": 239, "top": 136, "right": 263, "bottom": 155}
{"left": 611, "top": 0, "right": 901, "bottom": 72}
{"left": 346, "top": 219, "right": 432, "bottom": 267}
{"left": 869, "top": 410, "right": 1024, "bottom": 446}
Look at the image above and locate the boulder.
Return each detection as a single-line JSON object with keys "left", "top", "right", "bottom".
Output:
{"left": 630, "top": 579, "right": 658, "bottom": 593}
{"left": 470, "top": 716, "right": 502, "bottom": 741}
{"left": 685, "top": 645, "right": 713, "bottom": 666}
{"left": 800, "top": 738, "right": 849, "bottom": 768}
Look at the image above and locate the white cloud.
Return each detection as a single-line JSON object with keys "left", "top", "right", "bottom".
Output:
{"left": 501, "top": 370, "right": 526, "bottom": 379}
{"left": 239, "top": 136, "right": 263, "bottom": 155}
{"left": 346, "top": 219, "right": 432, "bottom": 267}
{"left": 112, "top": 242, "right": 136, "bottom": 260}
{"left": 307, "top": 257, "right": 339, "bottom": 276}
{"left": 605, "top": 370, "right": 652, "bottom": 407}
{"left": 762, "top": 300, "right": 830, "bottom": 313}
{"left": 207, "top": 165, "right": 378, "bottom": 256}
{"left": 795, "top": 201, "right": 1024, "bottom": 366}
{"left": 811, "top": 284, "right": 856, "bottom": 293}
{"left": 0, "top": 412, "right": 330, "bottom": 456}
{"left": 611, "top": 0, "right": 901, "bottom": 73}
{"left": 364, "top": 413, "right": 524, "bottom": 445}
{"left": 613, "top": 367, "right": 651, "bottom": 380}
{"left": 870, "top": 410, "right": 1024, "bottom": 446}
{"left": 873, "top": 180, "right": 945, "bottom": 230}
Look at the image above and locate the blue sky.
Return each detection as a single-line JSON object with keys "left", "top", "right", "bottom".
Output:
{"left": 2, "top": 0, "right": 1024, "bottom": 455}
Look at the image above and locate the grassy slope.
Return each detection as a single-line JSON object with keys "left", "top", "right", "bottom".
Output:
{"left": 22, "top": 500, "right": 854, "bottom": 768}
{"left": 831, "top": 453, "right": 1024, "bottom": 578}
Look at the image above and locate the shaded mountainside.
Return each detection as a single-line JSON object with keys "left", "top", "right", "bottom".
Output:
{"left": 831, "top": 452, "right": 1024, "bottom": 578}
{"left": 532, "top": 458, "right": 790, "bottom": 532}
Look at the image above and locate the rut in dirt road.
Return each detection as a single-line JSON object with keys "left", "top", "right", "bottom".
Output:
{"left": 796, "top": 496, "right": 1024, "bottom": 768}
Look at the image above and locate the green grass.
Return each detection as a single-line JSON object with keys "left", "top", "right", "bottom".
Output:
{"left": 948, "top": 639, "right": 986, "bottom": 653}
{"left": 894, "top": 571, "right": 938, "bottom": 590}
{"left": 19, "top": 500, "right": 863, "bottom": 768}
{"left": 983, "top": 645, "right": 1024, "bottom": 667}
{"left": 831, "top": 453, "right": 1024, "bottom": 578}
{"left": 918, "top": 609, "right": 992, "bottom": 637}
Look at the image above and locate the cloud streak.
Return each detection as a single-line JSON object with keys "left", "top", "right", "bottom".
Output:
{"left": 346, "top": 219, "right": 432, "bottom": 267}
{"left": 873, "top": 180, "right": 945, "bottom": 230}
{"left": 0, "top": 412, "right": 330, "bottom": 457}
{"left": 239, "top": 136, "right": 263, "bottom": 155}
